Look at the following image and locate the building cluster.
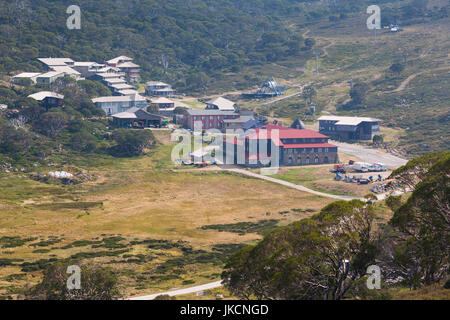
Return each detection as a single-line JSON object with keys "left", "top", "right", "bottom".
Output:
{"left": 13, "top": 56, "right": 141, "bottom": 85}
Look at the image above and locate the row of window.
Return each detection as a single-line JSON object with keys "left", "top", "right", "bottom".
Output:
{"left": 286, "top": 147, "right": 335, "bottom": 154}
{"left": 287, "top": 156, "right": 330, "bottom": 165}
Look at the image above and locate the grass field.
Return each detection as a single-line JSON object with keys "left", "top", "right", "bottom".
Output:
{"left": 0, "top": 131, "right": 336, "bottom": 299}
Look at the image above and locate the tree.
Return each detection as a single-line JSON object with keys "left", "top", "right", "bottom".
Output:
{"left": 349, "top": 82, "right": 369, "bottom": 105}
{"left": 304, "top": 38, "right": 316, "bottom": 49}
{"left": 70, "top": 130, "right": 97, "bottom": 152}
{"left": 390, "top": 62, "right": 405, "bottom": 75}
{"left": 112, "top": 129, "right": 155, "bottom": 156}
{"left": 26, "top": 262, "right": 121, "bottom": 300}
{"left": 388, "top": 154, "right": 450, "bottom": 288}
{"left": 222, "top": 200, "right": 379, "bottom": 300}
{"left": 302, "top": 85, "right": 317, "bottom": 105}
{"left": 34, "top": 112, "right": 68, "bottom": 137}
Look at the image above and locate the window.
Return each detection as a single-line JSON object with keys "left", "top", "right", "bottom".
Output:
{"left": 297, "top": 156, "right": 301, "bottom": 165}
{"left": 324, "top": 156, "right": 329, "bottom": 164}
{"left": 288, "top": 157, "right": 293, "bottom": 165}
{"left": 305, "top": 157, "right": 310, "bottom": 164}
{"left": 314, "top": 157, "right": 319, "bottom": 164}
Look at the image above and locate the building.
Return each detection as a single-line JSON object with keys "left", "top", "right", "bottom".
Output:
{"left": 118, "top": 89, "right": 140, "bottom": 96}
{"left": 72, "top": 62, "right": 96, "bottom": 78}
{"left": 318, "top": 116, "right": 381, "bottom": 141}
{"left": 145, "top": 81, "right": 175, "bottom": 97}
{"left": 105, "top": 56, "right": 140, "bottom": 83}
{"left": 50, "top": 66, "right": 82, "bottom": 80}
{"left": 12, "top": 72, "right": 41, "bottom": 84}
{"left": 110, "top": 83, "right": 135, "bottom": 93}
{"left": 242, "top": 77, "right": 286, "bottom": 99}
{"left": 112, "top": 107, "right": 164, "bottom": 128}
{"left": 105, "top": 78, "right": 127, "bottom": 86}
{"left": 36, "top": 71, "right": 65, "bottom": 84}
{"left": 223, "top": 124, "right": 339, "bottom": 167}
{"left": 38, "top": 58, "right": 75, "bottom": 68}
{"left": 28, "top": 91, "right": 64, "bottom": 109}
{"left": 182, "top": 110, "right": 239, "bottom": 130}
{"left": 149, "top": 97, "right": 175, "bottom": 109}
{"left": 205, "top": 97, "right": 236, "bottom": 111}
{"left": 92, "top": 95, "right": 147, "bottom": 116}
{"left": 222, "top": 115, "right": 256, "bottom": 131}
{"left": 90, "top": 72, "right": 126, "bottom": 83}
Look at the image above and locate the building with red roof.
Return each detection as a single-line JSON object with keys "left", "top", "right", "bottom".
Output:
{"left": 223, "top": 124, "right": 339, "bottom": 167}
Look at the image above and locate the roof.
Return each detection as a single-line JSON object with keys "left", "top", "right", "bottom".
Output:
{"left": 146, "top": 81, "right": 169, "bottom": 86}
{"left": 73, "top": 62, "right": 96, "bottom": 67}
{"left": 92, "top": 95, "right": 146, "bottom": 103}
{"left": 38, "top": 58, "right": 74, "bottom": 66}
{"left": 247, "top": 124, "right": 329, "bottom": 147}
{"left": 185, "top": 110, "right": 238, "bottom": 116}
{"left": 28, "top": 91, "right": 64, "bottom": 101}
{"left": 152, "top": 88, "right": 175, "bottom": 92}
{"left": 283, "top": 143, "right": 337, "bottom": 149}
{"left": 96, "top": 72, "right": 125, "bottom": 78}
{"left": 206, "top": 97, "right": 235, "bottom": 111}
{"left": 150, "top": 97, "right": 174, "bottom": 104}
{"left": 223, "top": 116, "right": 255, "bottom": 124}
{"left": 106, "top": 56, "right": 134, "bottom": 64}
{"left": 51, "top": 66, "right": 81, "bottom": 75}
{"left": 291, "top": 118, "right": 306, "bottom": 130}
{"left": 112, "top": 112, "right": 137, "bottom": 119}
{"left": 118, "top": 89, "right": 139, "bottom": 95}
{"left": 110, "top": 83, "right": 134, "bottom": 90}
{"left": 13, "top": 72, "right": 41, "bottom": 78}
{"left": 37, "top": 71, "right": 65, "bottom": 78}
{"left": 318, "top": 115, "right": 381, "bottom": 126}
{"left": 117, "top": 61, "right": 140, "bottom": 68}
{"left": 105, "top": 78, "right": 126, "bottom": 84}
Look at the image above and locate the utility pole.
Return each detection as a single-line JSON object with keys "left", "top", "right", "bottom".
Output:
{"left": 313, "top": 49, "right": 320, "bottom": 75}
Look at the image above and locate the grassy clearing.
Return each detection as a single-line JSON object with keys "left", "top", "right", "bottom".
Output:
{"left": 0, "top": 131, "right": 333, "bottom": 298}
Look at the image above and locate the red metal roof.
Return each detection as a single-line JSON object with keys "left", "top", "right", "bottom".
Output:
{"left": 283, "top": 143, "right": 337, "bottom": 149}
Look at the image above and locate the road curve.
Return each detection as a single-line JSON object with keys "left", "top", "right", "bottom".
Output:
{"left": 129, "top": 281, "right": 223, "bottom": 300}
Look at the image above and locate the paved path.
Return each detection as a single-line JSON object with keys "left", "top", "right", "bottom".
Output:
{"left": 129, "top": 281, "right": 223, "bottom": 300}
{"left": 333, "top": 142, "right": 408, "bottom": 168}
{"left": 226, "top": 168, "right": 362, "bottom": 201}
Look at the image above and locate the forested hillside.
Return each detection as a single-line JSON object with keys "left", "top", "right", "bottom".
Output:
{"left": 1, "top": 0, "right": 443, "bottom": 92}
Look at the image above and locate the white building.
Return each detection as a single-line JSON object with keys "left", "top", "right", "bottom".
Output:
{"left": 92, "top": 94, "right": 147, "bottom": 116}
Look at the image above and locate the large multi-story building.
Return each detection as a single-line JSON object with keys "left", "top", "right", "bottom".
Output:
{"left": 318, "top": 116, "right": 381, "bottom": 141}
{"left": 106, "top": 56, "right": 140, "bottom": 83}
{"left": 223, "top": 124, "right": 339, "bottom": 167}
{"left": 182, "top": 109, "right": 239, "bottom": 130}
{"left": 92, "top": 95, "right": 147, "bottom": 116}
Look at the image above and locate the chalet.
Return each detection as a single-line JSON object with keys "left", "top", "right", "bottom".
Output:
{"left": 36, "top": 71, "right": 65, "bottom": 84}
{"left": 183, "top": 109, "right": 239, "bottom": 130}
{"left": 12, "top": 72, "right": 41, "bottom": 84}
{"left": 318, "top": 116, "right": 381, "bottom": 141}
{"left": 205, "top": 97, "right": 236, "bottom": 112}
{"left": 149, "top": 97, "right": 175, "bottom": 109}
{"left": 72, "top": 62, "right": 96, "bottom": 78}
{"left": 223, "top": 115, "right": 256, "bottom": 131}
{"left": 145, "top": 81, "right": 175, "bottom": 97}
{"left": 28, "top": 91, "right": 64, "bottom": 109}
{"left": 110, "top": 83, "right": 135, "bottom": 93}
{"left": 118, "top": 89, "right": 140, "bottom": 96}
{"left": 112, "top": 107, "right": 164, "bottom": 128}
{"left": 90, "top": 72, "right": 126, "bottom": 83}
{"left": 92, "top": 95, "right": 147, "bottom": 116}
{"left": 224, "top": 124, "right": 339, "bottom": 167}
{"left": 50, "top": 66, "right": 82, "bottom": 80}
{"left": 106, "top": 56, "right": 140, "bottom": 83}
{"left": 38, "top": 58, "right": 75, "bottom": 68}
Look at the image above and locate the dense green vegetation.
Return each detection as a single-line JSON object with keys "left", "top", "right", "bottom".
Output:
{"left": 222, "top": 152, "right": 450, "bottom": 299}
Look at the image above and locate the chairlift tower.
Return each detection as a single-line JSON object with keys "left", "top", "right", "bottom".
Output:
{"left": 313, "top": 49, "right": 321, "bottom": 75}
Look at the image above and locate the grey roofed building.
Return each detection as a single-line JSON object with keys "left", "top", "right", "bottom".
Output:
{"left": 92, "top": 94, "right": 147, "bottom": 116}
{"left": 205, "top": 97, "right": 236, "bottom": 111}
{"left": 12, "top": 72, "right": 42, "bottom": 83}
{"left": 36, "top": 71, "right": 65, "bottom": 84}
{"left": 112, "top": 108, "right": 164, "bottom": 128}
{"left": 318, "top": 115, "right": 382, "bottom": 141}
{"left": 105, "top": 78, "right": 127, "bottom": 85}
{"left": 50, "top": 66, "right": 82, "bottom": 79}
{"left": 28, "top": 91, "right": 64, "bottom": 101}
{"left": 38, "top": 58, "right": 75, "bottom": 67}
